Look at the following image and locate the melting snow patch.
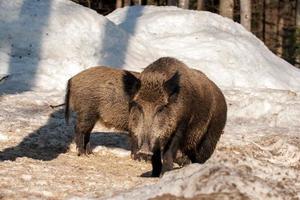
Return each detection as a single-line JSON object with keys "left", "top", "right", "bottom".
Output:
{"left": 0, "top": 133, "right": 8, "bottom": 141}
{"left": 93, "top": 146, "right": 131, "bottom": 157}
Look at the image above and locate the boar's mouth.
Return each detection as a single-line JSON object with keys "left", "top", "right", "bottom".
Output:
{"left": 135, "top": 142, "right": 153, "bottom": 161}
{"left": 134, "top": 137, "right": 161, "bottom": 161}
{"left": 135, "top": 150, "right": 153, "bottom": 162}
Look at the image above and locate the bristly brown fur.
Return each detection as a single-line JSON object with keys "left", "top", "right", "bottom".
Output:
{"left": 65, "top": 79, "right": 71, "bottom": 125}
{"left": 126, "top": 57, "right": 227, "bottom": 177}
{"left": 65, "top": 66, "right": 139, "bottom": 156}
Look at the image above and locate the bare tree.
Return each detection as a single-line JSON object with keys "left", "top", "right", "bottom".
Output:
{"left": 219, "top": 0, "right": 234, "bottom": 19}
{"left": 240, "top": 0, "right": 251, "bottom": 31}
{"left": 116, "top": 0, "right": 122, "bottom": 8}
{"left": 197, "top": 0, "right": 205, "bottom": 10}
{"left": 124, "top": 0, "right": 131, "bottom": 6}
{"left": 297, "top": 0, "right": 300, "bottom": 27}
{"left": 86, "top": 0, "right": 91, "bottom": 8}
{"left": 297, "top": 0, "right": 300, "bottom": 67}
{"left": 133, "top": 0, "right": 142, "bottom": 5}
{"left": 263, "top": 0, "right": 279, "bottom": 54}
{"left": 168, "top": 0, "right": 177, "bottom": 6}
{"left": 179, "top": 0, "right": 189, "bottom": 9}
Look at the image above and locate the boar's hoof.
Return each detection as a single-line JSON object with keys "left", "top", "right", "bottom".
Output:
{"left": 77, "top": 147, "right": 85, "bottom": 156}
{"left": 151, "top": 170, "right": 161, "bottom": 177}
{"left": 86, "top": 142, "right": 93, "bottom": 155}
{"left": 77, "top": 143, "right": 92, "bottom": 156}
{"left": 174, "top": 152, "right": 191, "bottom": 167}
{"left": 160, "top": 164, "right": 173, "bottom": 178}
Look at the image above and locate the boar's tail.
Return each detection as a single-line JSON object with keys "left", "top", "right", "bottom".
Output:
{"left": 65, "top": 79, "right": 71, "bottom": 125}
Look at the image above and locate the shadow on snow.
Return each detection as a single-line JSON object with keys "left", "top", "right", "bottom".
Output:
{"left": 0, "top": 0, "right": 52, "bottom": 95}
{"left": 0, "top": 109, "right": 130, "bottom": 162}
{"left": 100, "top": 6, "right": 144, "bottom": 68}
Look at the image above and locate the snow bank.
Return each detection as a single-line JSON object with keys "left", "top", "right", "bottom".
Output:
{"left": 0, "top": 1, "right": 299, "bottom": 93}
{"left": 107, "top": 6, "right": 300, "bottom": 91}
{"left": 224, "top": 88, "right": 300, "bottom": 127}
{"left": 0, "top": 0, "right": 151, "bottom": 92}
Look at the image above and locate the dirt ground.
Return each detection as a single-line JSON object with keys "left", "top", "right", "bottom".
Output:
{"left": 0, "top": 92, "right": 157, "bottom": 199}
{"left": 0, "top": 152, "right": 158, "bottom": 199}
{"left": 0, "top": 90, "right": 300, "bottom": 200}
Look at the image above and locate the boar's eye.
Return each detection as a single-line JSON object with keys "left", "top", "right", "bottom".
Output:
{"left": 155, "top": 105, "right": 167, "bottom": 115}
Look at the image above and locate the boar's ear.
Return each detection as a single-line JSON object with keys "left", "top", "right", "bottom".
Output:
{"left": 163, "top": 71, "right": 180, "bottom": 97}
{"left": 123, "top": 71, "right": 141, "bottom": 98}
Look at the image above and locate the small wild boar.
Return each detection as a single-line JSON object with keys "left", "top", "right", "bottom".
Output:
{"left": 65, "top": 66, "right": 139, "bottom": 156}
{"left": 124, "top": 57, "right": 227, "bottom": 177}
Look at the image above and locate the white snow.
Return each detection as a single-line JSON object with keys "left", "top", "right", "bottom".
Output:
{"left": 0, "top": 0, "right": 152, "bottom": 92}
{"left": 0, "top": 133, "right": 8, "bottom": 142}
{"left": 107, "top": 6, "right": 300, "bottom": 91}
{"left": 0, "top": 1, "right": 300, "bottom": 199}
{"left": 1, "top": 1, "right": 300, "bottom": 92}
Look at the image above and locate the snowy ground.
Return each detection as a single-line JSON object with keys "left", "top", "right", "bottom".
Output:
{"left": 0, "top": 89, "right": 299, "bottom": 199}
{"left": 0, "top": 91, "right": 156, "bottom": 199}
{"left": 0, "top": 0, "right": 300, "bottom": 199}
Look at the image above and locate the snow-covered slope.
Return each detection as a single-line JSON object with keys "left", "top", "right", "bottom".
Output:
{"left": 107, "top": 6, "right": 300, "bottom": 91}
{"left": 0, "top": 0, "right": 152, "bottom": 92}
{"left": 0, "top": 1, "right": 299, "bottom": 93}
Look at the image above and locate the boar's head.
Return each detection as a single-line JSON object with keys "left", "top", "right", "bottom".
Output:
{"left": 123, "top": 70, "right": 182, "bottom": 160}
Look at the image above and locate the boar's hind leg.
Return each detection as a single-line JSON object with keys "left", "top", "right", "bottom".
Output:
{"left": 193, "top": 124, "right": 223, "bottom": 164}
{"left": 130, "top": 134, "right": 138, "bottom": 159}
{"left": 75, "top": 115, "right": 96, "bottom": 156}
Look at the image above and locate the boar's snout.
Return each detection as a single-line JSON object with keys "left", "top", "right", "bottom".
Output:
{"left": 135, "top": 142, "right": 153, "bottom": 161}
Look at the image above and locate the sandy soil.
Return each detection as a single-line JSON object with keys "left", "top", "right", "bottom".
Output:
{"left": 0, "top": 90, "right": 299, "bottom": 200}
{"left": 0, "top": 92, "right": 157, "bottom": 199}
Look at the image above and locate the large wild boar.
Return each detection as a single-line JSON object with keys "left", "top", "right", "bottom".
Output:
{"left": 124, "top": 57, "right": 227, "bottom": 177}
{"left": 65, "top": 66, "right": 139, "bottom": 156}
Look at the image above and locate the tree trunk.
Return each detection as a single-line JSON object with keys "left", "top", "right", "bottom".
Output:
{"left": 86, "top": 0, "right": 91, "bottom": 8}
{"left": 219, "top": 0, "right": 234, "bottom": 19}
{"left": 279, "top": 1, "right": 297, "bottom": 65}
{"left": 178, "top": 0, "right": 189, "bottom": 9}
{"left": 133, "top": 0, "right": 142, "bottom": 5}
{"left": 197, "top": 0, "right": 205, "bottom": 10}
{"left": 240, "top": 0, "right": 251, "bottom": 31}
{"left": 296, "top": 0, "right": 300, "bottom": 67}
{"left": 167, "top": 0, "right": 177, "bottom": 6}
{"left": 264, "top": 0, "right": 279, "bottom": 54}
{"left": 124, "top": 0, "right": 131, "bottom": 6}
{"left": 116, "top": 0, "right": 122, "bottom": 8}
{"left": 297, "top": 0, "right": 300, "bottom": 27}
{"left": 250, "top": 0, "right": 263, "bottom": 40}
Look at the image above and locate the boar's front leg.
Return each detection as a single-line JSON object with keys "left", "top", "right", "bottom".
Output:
{"left": 151, "top": 149, "right": 162, "bottom": 177}
{"left": 75, "top": 114, "right": 96, "bottom": 156}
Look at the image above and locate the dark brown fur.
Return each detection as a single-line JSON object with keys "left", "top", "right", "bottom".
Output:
{"left": 65, "top": 66, "right": 139, "bottom": 155}
{"left": 125, "top": 57, "right": 227, "bottom": 177}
